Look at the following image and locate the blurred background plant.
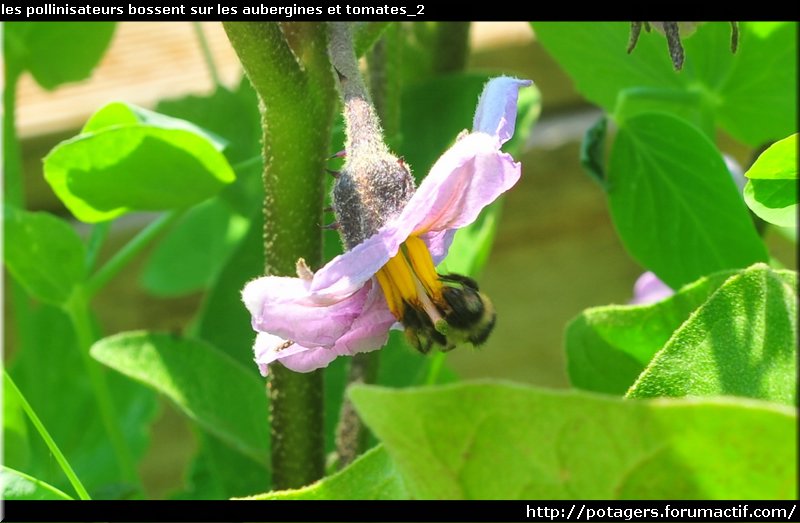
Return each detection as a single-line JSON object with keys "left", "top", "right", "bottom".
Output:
{"left": 3, "top": 21, "right": 796, "bottom": 500}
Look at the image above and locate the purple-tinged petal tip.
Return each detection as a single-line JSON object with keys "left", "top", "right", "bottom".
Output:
{"left": 472, "top": 76, "right": 533, "bottom": 144}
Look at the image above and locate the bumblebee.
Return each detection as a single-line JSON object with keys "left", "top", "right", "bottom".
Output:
{"left": 403, "top": 273, "right": 496, "bottom": 354}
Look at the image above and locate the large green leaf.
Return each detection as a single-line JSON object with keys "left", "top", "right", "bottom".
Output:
{"left": 743, "top": 134, "right": 798, "bottom": 228}
{"left": 4, "top": 22, "right": 115, "bottom": 89}
{"left": 7, "top": 304, "right": 157, "bottom": 497}
{"left": 351, "top": 382, "right": 796, "bottom": 499}
{"left": 90, "top": 331, "right": 269, "bottom": 463}
{"left": 566, "top": 270, "right": 736, "bottom": 395}
{"left": 245, "top": 445, "right": 407, "bottom": 500}
{"left": 709, "top": 23, "right": 798, "bottom": 146}
{"left": 44, "top": 102, "right": 236, "bottom": 223}
{"left": 608, "top": 112, "right": 768, "bottom": 289}
{"left": 532, "top": 22, "right": 681, "bottom": 111}
{"left": 533, "top": 22, "right": 797, "bottom": 146}
{"left": 627, "top": 264, "right": 797, "bottom": 405}
{"left": 3, "top": 206, "right": 85, "bottom": 306}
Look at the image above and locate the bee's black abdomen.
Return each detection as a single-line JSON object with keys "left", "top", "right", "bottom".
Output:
{"left": 468, "top": 311, "right": 496, "bottom": 346}
{"left": 442, "top": 286, "right": 484, "bottom": 329}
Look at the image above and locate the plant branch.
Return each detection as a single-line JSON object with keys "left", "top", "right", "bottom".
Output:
{"left": 192, "top": 22, "right": 222, "bottom": 87}
{"left": 65, "top": 292, "right": 138, "bottom": 487}
{"left": 432, "top": 22, "right": 471, "bottom": 74}
{"left": 223, "top": 21, "right": 336, "bottom": 490}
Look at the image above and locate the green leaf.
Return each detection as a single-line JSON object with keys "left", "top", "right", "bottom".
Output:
{"left": 141, "top": 199, "right": 248, "bottom": 296}
{"left": 533, "top": 22, "right": 797, "bottom": 146}
{"left": 351, "top": 382, "right": 796, "bottom": 499}
{"left": 627, "top": 264, "right": 797, "bottom": 405}
{"left": 246, "top": 445, "right": 407, "bottom": 500}
{"left": 608, "top": 112, "right": 768, "bottom": 289}
{"left": 3, "top": 206, "right": 85, "bottom": 306}
{"left": 745, "top": 134, "right": 798, "bottom": 181}
{"left": 155, "top": 82, "right": 261, "bottom": 166}
{"left": 82, "top": 102, "right": 227, "bottom": 150}
{"left": 566, "top": 269, "right": 736, "bottom": 394}
{"left": 743, "top": 134, "right": 798, "bottom": 228}
{"left": 708, "top": 23, "right": 798, "bottom": 146}
{"left": 90, "top": 331, "right": 269, "bottom": 463}
{"left": 7, "top": 304, "right": 157, "bottom": 497}
{"left": 4, "top": 22, "right": 115, "bottom": 89}
{"left": 44, "top": 103, "right": 236, "bottom": 223}
{"left": 532, "top": 22, "right": 682, "bottom": 111}
{"left": 2, "top": 467, "right": 74, "bottom": 500}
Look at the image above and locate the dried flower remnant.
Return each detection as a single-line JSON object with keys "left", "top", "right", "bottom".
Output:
{"left": 627, "top": 22, "right": 740, "bottom": 70}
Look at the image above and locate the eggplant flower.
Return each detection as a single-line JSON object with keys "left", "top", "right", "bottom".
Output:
{"left": 243, "top": 76, "right": 532, "bottom": 375}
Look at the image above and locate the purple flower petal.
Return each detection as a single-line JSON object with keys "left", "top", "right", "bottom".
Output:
{"left": 630, "top": 271, "right": 674, "bottom": 304}
{"left": 473, "top": 77, "right": 533, "bottom": 144}
{"left": 310, "top": 79, "right": 531, "bottom": 298}
{"left": 245, "top": 75, "right": 532, "bottom": 375}
{"left": 260, "top": 280, "right": 397, "bottom": 373}
{"left": 400, "top": 133, "right": 521, "bottom": 235}
{"left": 253, "top": 332, "right": 311, "bottom": 377}
{"left": 242, "top": 275, "right": 369, "bottom": 348}
{"left": 311, "top": 133, "right": 521, "bottom": 297}
{"left": 421, "top": 228, "right": 457, "bottom": 265}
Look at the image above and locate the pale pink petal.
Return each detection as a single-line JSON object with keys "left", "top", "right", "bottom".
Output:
{"left": 312, "top": 134, "right": 520, "bottom": 297}
{"left": 245, "top": 75, "right": 532, "bottom": 375}
{"left": 253, "top": 332, "right": 313, "bottom": 377}
{"left": 242, "top": 275, "right": 369, "bottom": 348}
{"left": 400, "top": 132, "right": 521, "bottom": 235}
{"left": 278, "top": 345, "right": 340, "bottom": 373}
{"left": 421, "top": 228, "right": 457, "bottom": 265}
{"left": 279, "top": 280, "right": 396, "bottom": 372}
{"left": 472, "top": 77, "right": 533, "bottom": 144}
{"left": 309, "top": 225, "right": 404, "bottom": 297}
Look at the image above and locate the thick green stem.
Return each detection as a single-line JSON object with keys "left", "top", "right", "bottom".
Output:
{"left": 223, "top": 22, "right": 335, "bottom": 489}
{"left": 432, "top": 22, "right": 471, "bottom": 74}
{"left": 65, "top": 292, "right": 138, "bottom": 487}
{"left": 4, "top": 371, "right": 91, "bottom": 500}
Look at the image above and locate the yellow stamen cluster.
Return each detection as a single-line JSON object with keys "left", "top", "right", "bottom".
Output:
{"left": 375, "top": 236, "right": 443, "bottom": 322}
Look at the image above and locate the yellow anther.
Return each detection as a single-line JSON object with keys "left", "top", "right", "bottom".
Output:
{"left": 401, "top": 235, "right": 443, "bottom": 299}
{"left": 376, "top": 237, "right": 445, "bottom": 322}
